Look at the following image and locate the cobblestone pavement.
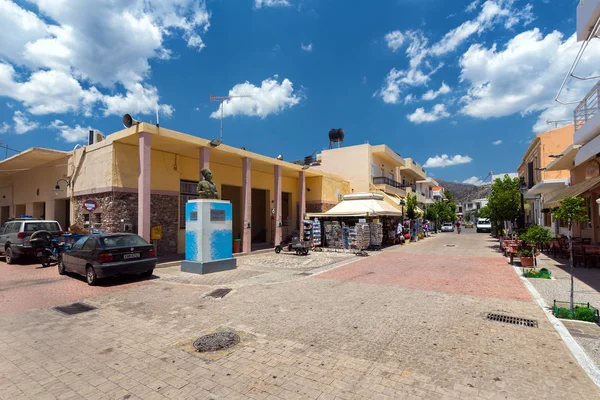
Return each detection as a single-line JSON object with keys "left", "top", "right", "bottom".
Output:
{"left": 1, "top": 233, "right": 599, "bottom": 399}
{"left": 524, "top": 252, "right": 600, "bottom": 371}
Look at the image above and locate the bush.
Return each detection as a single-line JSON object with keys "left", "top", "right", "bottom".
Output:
{"left": 555, "top": 305, "right": 597, "bottom": 322}
{"left": 518, "top": 249, "right": 533, "bottom": 257}
{"left": 523, "top": 268, "right": 551, "bottom": 279}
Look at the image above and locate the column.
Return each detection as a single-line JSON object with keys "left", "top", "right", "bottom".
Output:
{"left": 299, "top": 171, "right": 306, "bottom": 238}
{"left": 138, "top": 132, "right": 151, "bottom": 241}
{"left": 274, "top": 165, "right": 282, "bottom": 245}
{"left": 242, "top": 158, "right": 251, "bottom": 253}
{"left": 592, "top": 192, "right": 599, "bottom": 243}
{"left": 199, "top": 147, "right": 209, "bottom": 173}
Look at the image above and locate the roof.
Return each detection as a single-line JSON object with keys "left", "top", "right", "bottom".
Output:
{"left": 0, "top": 148, "right": 70, "bottom": 178}
{"left": 307, "top": 192, "right": 403, "bottom": 217}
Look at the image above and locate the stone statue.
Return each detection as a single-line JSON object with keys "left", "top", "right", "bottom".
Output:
{"left": 197, "top": 168, "right": 219, "bottom": 199}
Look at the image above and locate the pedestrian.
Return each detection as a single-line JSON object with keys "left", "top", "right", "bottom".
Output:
{"left": 423, "top": 221, "right": 429, "bottom": 237}
{"left": 396, "top": 222, "right": 404, "bottom": 244}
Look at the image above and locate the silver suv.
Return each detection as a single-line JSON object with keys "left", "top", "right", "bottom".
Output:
{"left": 0, "top": 219, "right": 63, "bottom": 264}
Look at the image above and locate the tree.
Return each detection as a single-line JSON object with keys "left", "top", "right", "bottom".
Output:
{"left": 464, "top": 213, "right": 471, "bottom": 223}
{"left": 552, "top": 197, "right": 589, "bottom": 314}
{"left": 519, "top": 225, "right": 554, "bottom": 267}
{"left": 487, "top": 175, "right": 520, "bottom": 236}
{"left": 406, "top": 193, "right": 418, "bottom": 220}
{"left": 444, "top": 189, "right": 454, "bottom": 202}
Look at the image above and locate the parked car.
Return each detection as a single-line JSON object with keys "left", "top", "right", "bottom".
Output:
{"left": 0, "top": 218, "right": 63, "bottom": 264}
{"left": 59, "top": 233, "right": 157, "bottom": 285}
{"left": 441, "top": 223, "right": 454, "bottom": 232}
{"left": 476, "top": 218, "right": 492, "bottom": 233}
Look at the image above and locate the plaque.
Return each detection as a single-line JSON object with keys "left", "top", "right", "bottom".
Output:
{"left": 210, "top": 209, "right": 226, "bottom": 221}
{"left": 190, "top": 211, "right": 198, "bottom": 221}
{"left": 585, "top": 160, "right": 599, "bottom": 180}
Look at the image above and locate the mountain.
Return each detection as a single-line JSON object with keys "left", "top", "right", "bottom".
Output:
{"left": 437, "top": 180, "right": 491, "bottom": 204}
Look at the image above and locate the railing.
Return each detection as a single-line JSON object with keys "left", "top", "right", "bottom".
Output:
{"left": 574, "top": 79, "right": 600, "bottom": 131}
{"left": 373, "top": 177, "right": 406, "bottom": 189}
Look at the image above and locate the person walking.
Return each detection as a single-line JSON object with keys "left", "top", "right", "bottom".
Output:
{"left": 455, "top": 219, "right": 462, "bottom": 234}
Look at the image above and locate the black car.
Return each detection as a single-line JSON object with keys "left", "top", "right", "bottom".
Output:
{"left": 59, "top": 233, "right": 157, "bottom": 285}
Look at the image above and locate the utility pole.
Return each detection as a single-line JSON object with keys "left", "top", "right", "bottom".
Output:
{"left": 209, "top": 95, "right": 251, "bottom": 141}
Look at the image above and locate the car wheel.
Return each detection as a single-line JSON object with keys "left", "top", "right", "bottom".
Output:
{"left": 86, "top": 266, "right": 98, "bottom": 286}
{"left": 57, "top": 256, "right": 66, "bottom": 275}
{"left": 5, "top": 247, "right": 15, "bottom": 265}
{"left": 141, "top": 269, "right": 154, "bottom": 278}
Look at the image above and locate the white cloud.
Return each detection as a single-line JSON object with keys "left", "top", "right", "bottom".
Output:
{"left": 422, "top": 82, "right": 451, "bottom": 100}
{"left": 424, "top": 154, "right": 473, "bottom": 168}
{"left": 466, "top": 0, "right": 481, "bottom": 13}
{"left": 404, "top": 94, "right": 415, "bottom": 104}
{"left": 0, "top": 122, "right": 9, "bottom": 134}
{"left": 377, "top": 0, "right": 534, "bottom": 104}
{"left": 407, "top": 104, "right": 450, "bottom": 124}
{"left": 459, "top": 29, "right": 600, "bottom": 132}
{"left": 492, "top": 139, "right": 502, "bottom": 145}
{"left": 49, "top": 120, "right": 91, "bottom": 143}
{"left": 13, "top": 111, "right": 38, "bottom": 134}
{"left": 0, "top": 0, "right": 210, "bottom": 121}
{"left": 210, "top": 76, "right": 302, "bottom": 119}
{"left": 98, "top": 83, "right": 174, "bottom": 117}
{"left": 385, "top": 30, "right": 405, "bottom": 52}
{"left": 463, "top": 176, "right": 486, "bottom": 185}
{"left": 255, "top": 0, "right": 290, "bottom": 8}
{"left": 301, "top": 43, "right": 313, "bottom": 52}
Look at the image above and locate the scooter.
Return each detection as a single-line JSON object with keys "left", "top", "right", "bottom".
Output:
{"left": 30, "top": 231, "right": 63, "bottom": 268}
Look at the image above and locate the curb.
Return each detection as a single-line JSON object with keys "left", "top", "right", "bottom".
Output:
{"left": 510, "top": 262, "right": 600, "bottom": 387}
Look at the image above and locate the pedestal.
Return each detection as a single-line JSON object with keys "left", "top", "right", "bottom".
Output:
{"left": 182, "top": 199, "right": 237, "bottom": 274}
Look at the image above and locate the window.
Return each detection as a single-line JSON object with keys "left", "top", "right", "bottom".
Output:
{"left": 71, "top": 236, "right": 89, "bottom": 251}
{"left": 544, "top": 212, "right": 552, "bottom": 227}
{"left": 389, "top": 172, "right": 394, "bottom": 181}
{"left": 527, "top": 162, "right": 534, "bottom": 188}
{"left": 180, "top": 180, "right": 198, "bottom": 229}
{"left": 24, "top": 222, "right": 61, "bottom": 232}
{"left": 82, "top": 238, "right": 96, "bottom": 251}
{"left": 582, "top": 197, "right": 592, "bottom": 229}
{"left": 100, "top": 235, "right": 149, "bottom": 248}
{"left": 371, "top": 163, "right": 377, "bottom": 178}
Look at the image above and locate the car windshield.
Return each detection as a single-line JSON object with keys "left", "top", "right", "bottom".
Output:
{"left": 100, "top": 235, "right": 149, "bottom": 248}
{"left": 24, "top": 222, "right": 61, "bottom": 232}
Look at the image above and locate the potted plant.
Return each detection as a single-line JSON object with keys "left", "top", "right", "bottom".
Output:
{"left": 519, "top": 225, "right": 554, "bottom": 267}
{"left": 518, "top": 249, "right": 534, "bottom": 267}
{"left": 404, "top": 233, "right": 411, "bottom": 244}
{"left": 233, "top": 236, "right": 241, "bottom": 253}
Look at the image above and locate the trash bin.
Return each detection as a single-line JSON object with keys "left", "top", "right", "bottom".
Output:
{"left": 233, "top": 238, "right": 241, "bottom": 253}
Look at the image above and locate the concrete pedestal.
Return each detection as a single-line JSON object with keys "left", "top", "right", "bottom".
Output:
{"left": 183, "top": 199, "right": 237, "bottom": 274}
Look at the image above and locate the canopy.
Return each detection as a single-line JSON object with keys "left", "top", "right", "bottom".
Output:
{"left": 306, "top": 192, "right": 403, "bottom": 218}
{"left": 544, "top": 175, "right": 600, "bottom": 208}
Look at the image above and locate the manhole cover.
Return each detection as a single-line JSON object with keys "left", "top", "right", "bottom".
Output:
{"left": 206, "top": 288, "right": 232, "bottom": 298}
{"left": 193, "top": 332, "right": 240, "bottom": 352}
{"left": 486, "top": 313, "right": 538, "bottom": 328}
{"left": 446, "top": 244, "right": 456, "bottom": 247}
{"left": 54, "top": 302, "right": 97, "bottom": 315}
{"left": 297, "top": 272, "right": 312, "bottom": 276}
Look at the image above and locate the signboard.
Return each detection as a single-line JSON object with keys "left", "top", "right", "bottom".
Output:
{"left": 83, "top": 200, "right": 98, "bottom": 212}
{"left": 151, "top": 226, "right": 162, "bottom": 240}
{"left": 210, "top": 209, "right": 226, "bottom": 222}
{"left": 190, "top": 211, "right": 198, "bottom": 221}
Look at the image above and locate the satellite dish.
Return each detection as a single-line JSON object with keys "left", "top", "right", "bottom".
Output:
{"left": 277, "top": 155, "right": 283, "bottom": 160}
{"left": 122, "top": 114, "right": 138, "bottom": 128}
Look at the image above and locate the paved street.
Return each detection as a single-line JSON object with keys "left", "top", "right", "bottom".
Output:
{"left": 1, "top": 231, "right": 599, "bottom": 399}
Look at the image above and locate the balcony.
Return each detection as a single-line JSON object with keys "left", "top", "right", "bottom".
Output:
{"left": 373, "top": 177, "right": 406, "bottom": 197}
{"left": 577, "top": 0, "right": 600, "bottom": 41}
{"left": 574, "top": 80, "right": 600, "bottom": 145}
{"left": 400, "top": 158, "right": 427, "bottom": 180}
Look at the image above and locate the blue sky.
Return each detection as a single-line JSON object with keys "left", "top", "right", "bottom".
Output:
{"left": 0, "top": 0, "right": 597, "bottom": 184}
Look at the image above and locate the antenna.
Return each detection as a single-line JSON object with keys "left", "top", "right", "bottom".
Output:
{"left": 209, "top": 94, "right": 251, "bottom": 141}
{"left": 156, "top": 106, "right": 160, "bottom": 127}
{"left": 547, "top": 119, "right": 572, "bottom": 129}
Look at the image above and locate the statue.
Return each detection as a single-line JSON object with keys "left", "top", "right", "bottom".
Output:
{"left": 197, "top": 168, "right": 219, "bottom": 199}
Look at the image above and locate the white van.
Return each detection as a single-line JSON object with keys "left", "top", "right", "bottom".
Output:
{"left": 476, "top": 218, "right": 491, "bottom": 233}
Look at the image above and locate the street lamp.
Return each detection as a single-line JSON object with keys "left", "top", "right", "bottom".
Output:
{"left": 54, "top": 178, "right": 71, "bottom": 196}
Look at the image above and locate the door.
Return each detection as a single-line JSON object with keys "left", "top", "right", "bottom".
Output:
{"left": 64, "top": 236, "right": 89, "bottom": 275}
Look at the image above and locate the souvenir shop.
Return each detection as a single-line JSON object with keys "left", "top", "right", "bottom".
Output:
{"left": 305, "top": 193, "right": 407, "bottom": 251}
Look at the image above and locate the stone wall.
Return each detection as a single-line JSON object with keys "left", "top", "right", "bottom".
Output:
{"left": 73, "top": 191, "right": 178, "bottom": 256}
{"left": 306, "top": 201, "right": 338, "bottom": 213}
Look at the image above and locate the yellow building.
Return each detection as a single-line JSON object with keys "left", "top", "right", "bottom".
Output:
{"left": 0, "top": 124, "right": 349, "bottom": 256}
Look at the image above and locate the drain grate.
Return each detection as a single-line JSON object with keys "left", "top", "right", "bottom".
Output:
{"left": 297, "top": 272, "right": 312, "bottom": 276}
{"left": 206, "top": 288, "right": 232, "bottom": 298}
{"left": 193, "top": 332, "right": 240, "bottom": 352}
{"left": 486, "top": 313, "right": 538, "bottom": 328}
{"left": 54, "top": 302, "right": 97, "bottom": 315}
{"left": 446, "top": 244, "right": 456, "bottom": 247}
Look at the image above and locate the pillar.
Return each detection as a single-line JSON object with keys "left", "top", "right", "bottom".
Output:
{"left": 242, "top": 158, "right": 251, "bottom": 253}
{"left": 199, "top": 147, "right": 209, "bottom": 174}
{"left": 274, "top": 165, "right": 282, "bottom": 245}
{"left": 592, "top": 192, "right": 599, "bottom": 244}
{"left": 299, "top": 171, "right": 306, "bottom": 238}
{"left": 138, "top": 132, "right": 151, "bottom": 241}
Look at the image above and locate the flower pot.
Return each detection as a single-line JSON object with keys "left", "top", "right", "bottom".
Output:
{"left": 520, "top": 256, "right": 534, "bottom": 267}
{"left": 232, "top": 239, "right": 241, "bottom": 253}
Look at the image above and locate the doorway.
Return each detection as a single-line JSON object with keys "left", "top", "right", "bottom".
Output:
{"left": 15, "top": 204, "right": 25, "bottom": 218}
{"left": 33, "top": 202, "right": 45, "bottom": 219}
{"left": 0, "top": 206, "right": 8, "bottom": 225}
{"left": 251, "top": 189, "right": 268, "bottom": 244}
{"left": 54, "top": 199, "right": 69, "bottom": 230}
{"left": 221, "top": 185, "right": 242, "bottom": 240}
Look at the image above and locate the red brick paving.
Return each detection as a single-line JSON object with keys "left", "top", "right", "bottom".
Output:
{"left": 0, "top": 262, "right": 151, "bottom": 314}
{"left": 317, "top": 252, "right": 533, "bottom": 302}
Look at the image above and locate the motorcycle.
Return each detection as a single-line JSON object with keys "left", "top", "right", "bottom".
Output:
{"left": 30, "top": 230, "right": 63, "bottom": 268}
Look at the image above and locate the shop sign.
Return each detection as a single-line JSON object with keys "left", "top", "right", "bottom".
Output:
{"left": 151, "top": 226, "right": 162, "bottom": 240}
{"left": 359, "top": 218, "right": 366, "bottom": 223}
{"left": 83, "top": 199, "right": 98, "bottom": 212}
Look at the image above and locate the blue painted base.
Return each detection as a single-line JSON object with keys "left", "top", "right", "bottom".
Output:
{"left": 181, "top": 258, "right": 237, "bottom": 275}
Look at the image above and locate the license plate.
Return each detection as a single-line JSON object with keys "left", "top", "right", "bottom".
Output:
{"left": 124, "top": 253, "right": 140, "bottom": 260}
{"left": 36, "top": 252, "right": 42, "bottom": 257}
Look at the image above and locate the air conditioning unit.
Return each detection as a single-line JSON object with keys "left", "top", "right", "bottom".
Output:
{"left": 88, "top": 130, "right": 105, "bottom": 145}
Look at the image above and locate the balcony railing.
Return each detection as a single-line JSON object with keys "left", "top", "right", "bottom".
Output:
{"left": 574, "top": 79, "right": 600, "bottom": 131}
{"left": 373, "top": 177, "right": 406, "bottom": 189}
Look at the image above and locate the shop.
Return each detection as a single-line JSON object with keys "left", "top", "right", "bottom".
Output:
{"left": 306, "top": 193, "right": 405, "bottom": 251}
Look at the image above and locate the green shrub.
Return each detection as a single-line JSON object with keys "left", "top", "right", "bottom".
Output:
{"left": 555, "top": 306, "right": 597, "bottom": 322}
{"left": 523, "top": 268, "right": 551, "bottom": 279}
